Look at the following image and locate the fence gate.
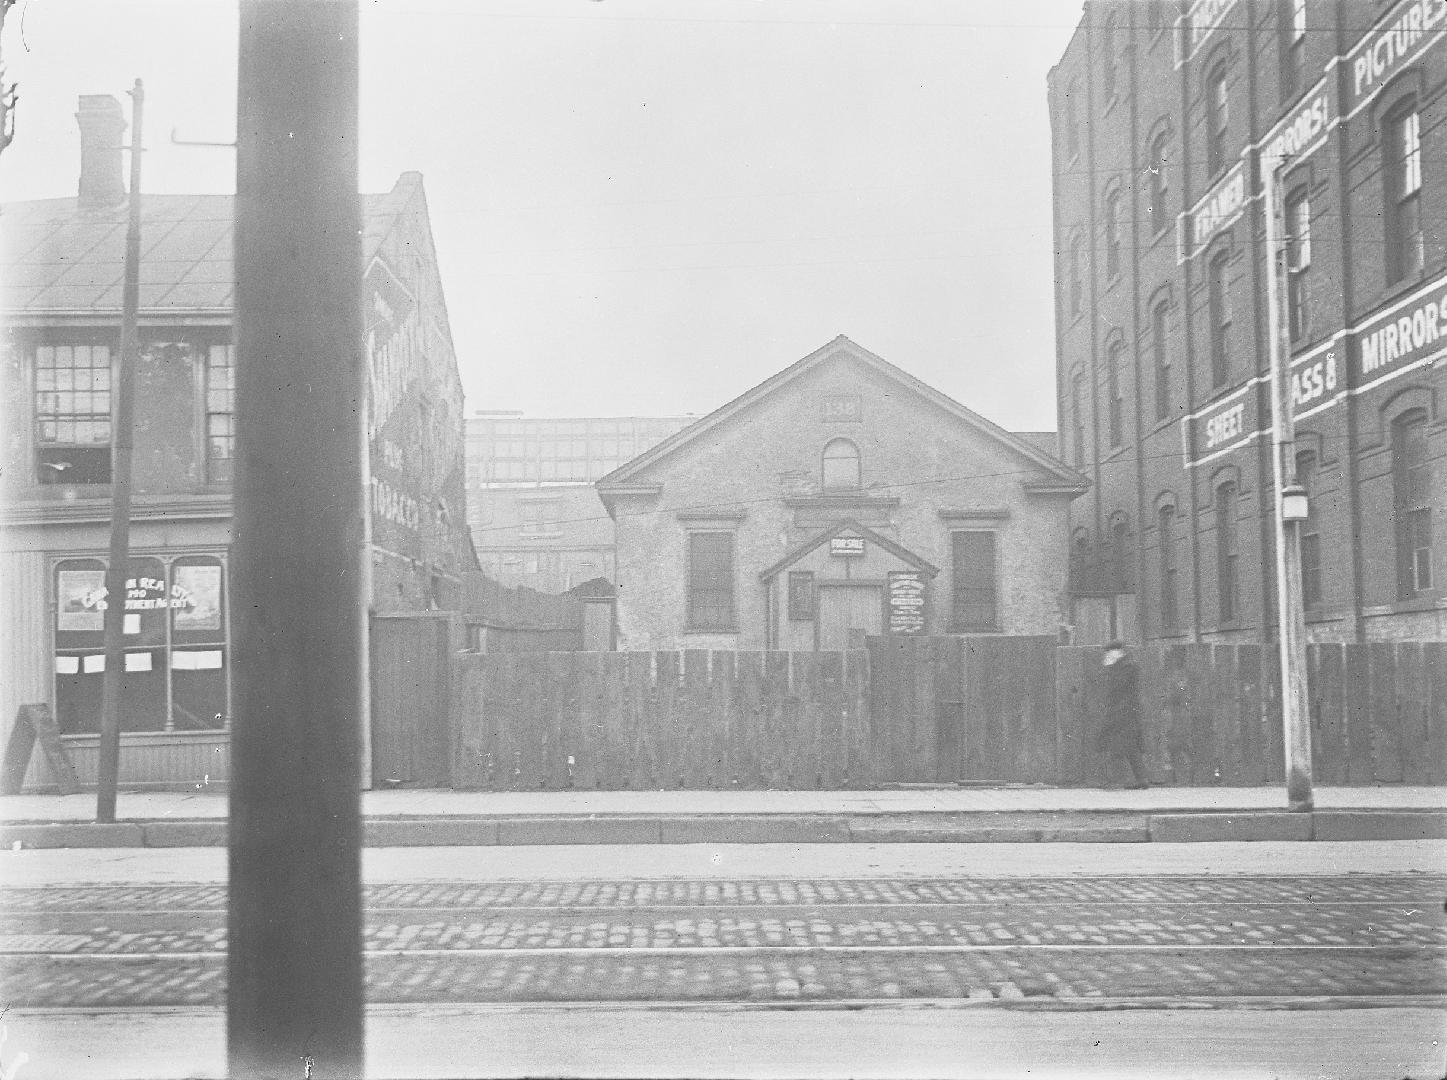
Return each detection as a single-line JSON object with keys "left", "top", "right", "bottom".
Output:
{"left": 370, "top": 612, "right": 459, "bottom": 788}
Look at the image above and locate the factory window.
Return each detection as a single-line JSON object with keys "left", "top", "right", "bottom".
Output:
{"left": 1296, "top": 450, "right": 1322, "bottom": 608}
{"left": 1394, "top": 409, "right": 1433, "bottom": 597}
{"left": 1216, "top": 480, "right": 1239, "bottom": 622}
{"left": 1152, "top": 298, "right": 1172, "bottom": 421}
{"left": 34, "top": 344, "right": 112, "bottom": 484}
{"left": 821, "top": 438, "right": 861, "bottom": 492}
{"left": 1148, "top": 130, "right": 1170, "bottom": 235}
{"left": 1100, "top": 13, "right": 1118, "bottom": 102}
{"left": 1385, "top": 102, "right": 1425, "bottom": 285}
{"left": 1286, "top": 186, "right": 1311, "bottom": 343}
{"left": 1066, "top": 82, "right": 1080, "bottom": 160}
{"left": 1279, "top": 0, "right": 1306, "bottom": 100}
{"left": 1070, "top": 370, "right": 1086, "bottom": 464}
{"left": 1104, "top": 187, "right": 1123, "bottom": 279}
{"left": 1158, "top": 504, "right": 1179, "bottom": 631}
{"left": 1209, "top": 250, "right": 1232, "bottom": 387}
{"left": 1068, "top": 233, "right": 1084, "bottom": 317}
{"left": 1207, "top": 60, "right": 1230, "bottom": 177}
{"left": 787, "top": 571, "right": 815, "bottom": 621}
{"left": 687, "top": 532, "right": 736, "bottom": 631}
{"left": 1107, "top": 338, "right": 1125, "bottom": 447}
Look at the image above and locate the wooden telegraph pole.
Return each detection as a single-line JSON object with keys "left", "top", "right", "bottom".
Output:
{"left": 228, "top": 2, "right": 366, "bottom": 1076}
{"left": 95, "top": 79, "right": 144, "bottom": 825}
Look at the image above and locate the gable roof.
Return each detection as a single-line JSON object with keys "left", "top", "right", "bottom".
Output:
{"left": 0, "top": 172, "right": 425, "bottom": 318}
{"left": 596, "top": 335, "right": 1087, "bottom": 494}
{"left": 758, "top": 519, "right": 940, "bottom": 583}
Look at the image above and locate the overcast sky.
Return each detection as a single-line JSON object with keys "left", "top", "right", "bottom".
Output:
{"left": 2, "top": 0, "right": 1083, "bottom": 431}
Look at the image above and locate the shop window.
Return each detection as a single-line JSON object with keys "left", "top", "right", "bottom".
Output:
{"left": 951, "top": 531, "right": 998, "bottom": 632}
{"left": 1394, "top": 409, "right": 1433, "bottom": 597}
{"left": 821, "top": 438, "right": 861, "bottom": 491}
{"left": 687, "top": 532, "right": 736, "bottom": 630}
{"left": 1385, "top": 102, "right": 1425, "bottom": 285}
{"left": 34, "top": 344, "right": 112, "bottom": 484}
{"left": 169, "top": 556, "right": 229, "bottom": 730}
{"left": 787, "top": 571, "right": 815, "bottom": 621}
{"left": 204, "top": 344, "right": 235, "bottom": 483}
{"left": 1286, "top": 186, "right": 1311, "bottom": 342}
{"left": 1215, "top": 480, "right": 1239, "bottom": 622}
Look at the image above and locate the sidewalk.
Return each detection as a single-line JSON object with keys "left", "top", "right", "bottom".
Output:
{"left": 1, "top": 785, "right": 1443, "bottom": 847}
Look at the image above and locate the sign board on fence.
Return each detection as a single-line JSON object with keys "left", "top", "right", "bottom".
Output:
{"left": 0, "top": 703, "right": 80, "bottom": 796}
{"left": 830, "top": 537, "right": 866, "bottom": 557}
{"left": 887, "top": 571, "right": 927, "bottom": 635}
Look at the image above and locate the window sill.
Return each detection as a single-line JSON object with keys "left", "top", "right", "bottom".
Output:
{"left": 685, "top": 626, "right": 739, "bottom": 635}
{"left": 1389, "top": 595, "right": 1441, "bottom": 614}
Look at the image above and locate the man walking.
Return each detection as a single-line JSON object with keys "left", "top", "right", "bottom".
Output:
{"left": 1098, "top": 640, "right": 1149, "bottom": 789}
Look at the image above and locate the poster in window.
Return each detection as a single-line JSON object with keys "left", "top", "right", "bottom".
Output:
{"left": 57, "top": 569, "right": 106, "bottom": 631}
{"left": 887, "top": 570, "right": 927, "bottom": 635}
{"left": 173, "top": 564, "right": 223, "bottom": 632}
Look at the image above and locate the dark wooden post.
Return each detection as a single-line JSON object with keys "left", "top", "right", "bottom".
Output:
{"left": 228, "top": 2, "right": 366, "bottom": 1076}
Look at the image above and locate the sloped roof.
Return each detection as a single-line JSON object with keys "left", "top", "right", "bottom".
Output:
{"left": 597, "top": 335, "right": 1088, "bottom": 495}
{"left": 758, "top": 519, "right": 940, "bottom": 583}
{"left": 0, "top": 173, "right": 423, "bottom": 316}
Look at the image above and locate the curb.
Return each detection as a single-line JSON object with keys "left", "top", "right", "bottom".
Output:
{"left": 1, "top": 810, "right": 1442, "bottom": 849}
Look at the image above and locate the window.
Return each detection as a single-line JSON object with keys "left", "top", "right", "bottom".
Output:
{"left": 52, "top": 554, "right": 228, "bottom": 734}
{"left": 204, "top": 344, "right": 234, "bottom": 483}
{"left": 1070, "top": 371, "right": 1086, "bottom": 464}
{"left": 1148, "top": 131, "right": 1170, "bottom": 234}
{"left": 787, "top": 571, "right": 815, "bottom": 621}
{"left": 1207, "top": 61, "right": 1229, "bottom": 177}
{"left": 1216, "top": 480, "right": 1238, "bottom": 622}
{"left": 1296, "top": 450, "right": 1322, "bottom": 608}
{"left": 519, "top": 498, "right": 562, "bottom": 536}
{"left": 34, "top": 344, "right": 112, "bottom": 484}
{"left": 1158, "top": 505, "right": 1179, "bottom": 630}
{"left": 1280, "top": 0, "right": 1306, "bottom": 99}
{"left": 1100, "top": 13, "right": 1118, "bottom": 101}
{"left": 1068, "top": 234, "right": 1084, "bottom": 317}
{"left": 1110, "top": 513, "right": 1131, "bottom": 591}
{"left": 1386, "top": 103, "right": 1425, "bottom": 284}
{"left": 687, "top": 532, "right": 735, "bottom": 630}
{"left": 1209, "top": 250, "right": 1232, "bottom": 386}
{"left": 1286, "top": 187, "right": 1311, "bottom": 342}
{"left": 1066, "top": 83, "right": 1080, "bottom": 160}
{"left": 1394, "top": 410, "right": 1433, "bottom": 597}
{"left": 1104, "top": 188, "right": 1123, "bottom": 279}
{"left": 821, "top": 438, "right": 861, "bottom": 491}
{"left": 1107, "top": 339, "right": 1125, "bottom": 447}
{"left": 951, "top": 531, "right": 997, "bottom": 631}
{"left": 1152, "top": 298, "right": 1172, "bottom": 421}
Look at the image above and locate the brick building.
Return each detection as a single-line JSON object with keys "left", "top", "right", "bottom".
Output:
{"left": 1052, "top": 0, "right": 1447, "bottom": 643}
{"left": 466, "top": 412, "right": 692, "bottom": 593}
{"left": 0, "top": 96, "right": 475, "bottom": 785}
{"left": 597, "top": 336, "right": 1087, "bottom": 651}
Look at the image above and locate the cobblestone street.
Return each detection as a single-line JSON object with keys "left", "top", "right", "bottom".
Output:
{"left": 2, "top": 874, "right": 1443, "bottom": 1008}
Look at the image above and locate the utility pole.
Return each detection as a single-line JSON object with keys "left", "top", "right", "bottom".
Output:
{"left": 228, "top": 2, "right": 366, "bottom": 1077}
{"left": 95, "top": 79, "right": 144, "bottom": 825}
{"left": 1262, "top": 153, "right": 1314, "bottom": 813}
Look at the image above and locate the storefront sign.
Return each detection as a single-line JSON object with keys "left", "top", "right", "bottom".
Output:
{"left": 830, "top": 537, "right": 866, "bottom": 557}
{"left": 887, "top": 571, "right": 926, "bottom": 635}
{"left": 1258, "top": 79, "right": 1334, "bottom": 180}
{"left": 1181, "top": 162, "right": 1247, "bottom": 261}
{"left": 1290, "top": 345, "right": 1343, "bottom": 417}
{"left": 371, "top": 475, "right": 421, "bottom": 533}
{"left": 1352, "top": 277, "right": 1447, "bottom": 390}
{"left": 1185, "top": 385, "right": 1262, "bottom": 466}
{"left": 1345, "top": 0, "right": 1447, "bottom": 117}
{"left": 1182, "top": 0, "right": 1239, "bottom": 62}
{"left": 56, "top": 571, "right": 198, "bottom": 631}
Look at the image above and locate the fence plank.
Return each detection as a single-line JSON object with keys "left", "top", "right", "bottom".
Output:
{"left": 679, "top": 651, "right": 709, "bottom": 788}
{"left": 1370, "top": 642, "right": 1404, "bottom": 783}
{"left": 1397, "top": 643, "right": 1429, "bottom": 785}
{"left": 548, "top": 651, "right": 575, "bottom": 789}
{"left": 1186, "top": 648, "right": 1217, "bottom": 785}
{"left": 1159, "top": 645, "right": 1188, "bottom": 785}
{"left": 1344, "top": 644, "right": 1373, "bottom": 785}
{"left": 1310, "top": 643, "right": 1346, "bottom": 785}
{"left": 931, "top": 638, "right": 964, "bottom": 783}
{"left": 1053, "top": 647, "right": 1085, "bottom": 784}
{"left": 1427, "top": 643, "right": 1447, "bottom": 785}
{"left": 761, "top": 652, "right": 792, "bottom": 787}
{"left": 844, "top": 650, "right": 872, "bottom": 786}
{"left": 1214, "top": 645, "right": 1243, "bottom": 785}
{"left": 571, "top": 651, "right": 602, "bottom": 789}
{"left": 1235, "top": 644, "right": 1265, "bottom": 786}
{"left": 733, "top": 652, "right": 765, "bottom": 788}
{"left": 816, "top": 650, "right": 845, "bottom": 789}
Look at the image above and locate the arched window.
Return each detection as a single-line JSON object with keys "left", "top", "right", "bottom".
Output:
{"left": 1101, "top": 12, "right": 1118, "bottom": 101}
{"left": 1106, "top": 338, "right": 1125, "bottom": 447}
{"left": 1104, "top": 187, "right": 1123, "bottom": 279}
{"left": 1215, "top": 480, "right": 1238, "bottom": 622}
{"left": 1295, "top": 449, "right": 1322, "bottom": 608}
{"left": 1207, "top": 59, "right": 1230, "bottom": 176}
{"left": 1109, "top": 511, "right": 1131, "bottom": 591}
{"left": 1069, "top": 233, "right": 1085, "bottom": 317}
{"left": 1208, "top": 249, "right": 1232, "bottom": 386}
{"left": 1147, "top": 129, "right": 1170, "bottom": 234}
{"left": 1394, "top": 409, "right": 1433, "bottom": 597}
{"left": 1157, "top": 504, "right": 1178, "bottom": 630}
{"left": 1384, "top": 98, "right": 1425, "bottom": 285}
{"left": 1152, "top": 295, "right": 1172, "bottom": 421}
{"left": 821, "top": 438, "right": 861, "bottom": 491}
{"left": 1286, "top": 184, "right": 1311, "bottom": 342}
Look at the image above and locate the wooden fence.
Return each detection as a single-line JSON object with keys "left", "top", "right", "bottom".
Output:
{"left": 441, "top": 639, "right": 1447, "bottom": 790}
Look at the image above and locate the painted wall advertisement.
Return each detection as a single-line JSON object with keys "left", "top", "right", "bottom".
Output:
{"left": 887, "top": 571, "right": 927, "bottom": 635}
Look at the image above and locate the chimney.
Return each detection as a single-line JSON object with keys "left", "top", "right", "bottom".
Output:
{"left": 75, "top": 95, "right": 127, "bottom": 209}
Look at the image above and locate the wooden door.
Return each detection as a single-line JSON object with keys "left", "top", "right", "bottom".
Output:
{"left": 817, "top": 585, "right": 882, "bottom": 651}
